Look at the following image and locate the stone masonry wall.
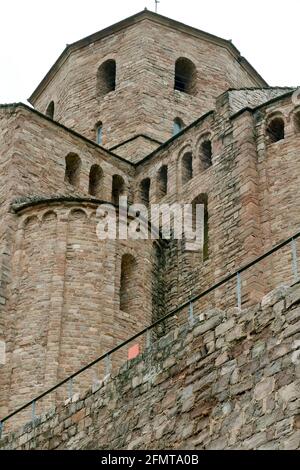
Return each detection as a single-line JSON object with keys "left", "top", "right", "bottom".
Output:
{"left": 2, "top": 90, "right": 300, "bottom": 431}
{"left": 0, "top": 104, "right": 135, "bottom": 418}
{"left": 31, "top": 14, "right": 262, "bottom": 155}
{"left": 2, "top": 200, "right": 161, "bottom": 422}
{"left": 1, "top": 281, "right": 300, "bottom": 450}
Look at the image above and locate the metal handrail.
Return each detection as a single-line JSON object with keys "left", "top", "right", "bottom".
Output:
{"left": 1, "top": 228, "right": 300, "bottom": 430}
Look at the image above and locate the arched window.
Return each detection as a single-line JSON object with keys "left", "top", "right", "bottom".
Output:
{"left": 96, "top": 122, "right": 103, "bottom": 145}
{"left": 173, "top": 118, "right": 185, "bottom": 136}
{"left": 140, "top": 178, "right": 151, "bottom": 207}
{"left": 97, "top": 59, "right": 116, "bottom": 97}
{"left": 174, "top": 58, "right": 197, "bottom": 95}
{"left": 120, "top": 254, "right": 137, "bottom": 313}
{"left": 65, "top": 153, "right": 81, "bottom": 187}
{"left": 157, "top": 165, "right": 168, "bottom": 199}
{"left": 294, "top": 111, "right": 300, "bottom": 133}
{"left": 181, "top": 152, "right": 193, "bottom": 185}
{"left": 112, "top": 174, "right": 125, "bottom": 205}
{"left": 191, "top": 194, "right": 209, "bottom": 259}
{"left": 46, "top": 101, "right": 55, "bottom": 120}
{"left": 266, "top": 117, "right": 285, "bottom": 143}
{"left": 200, "top": 139, "right": 213, "bottom": 170}
{"left": 89, "top": 164, "right": 103, "bottom": 197}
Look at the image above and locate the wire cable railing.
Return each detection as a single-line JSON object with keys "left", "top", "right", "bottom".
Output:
{"left": 0, "top": 228, "right": 300, "bottom": 437}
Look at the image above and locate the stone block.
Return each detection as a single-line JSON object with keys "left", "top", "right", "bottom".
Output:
{"left": 277, "top": 381, "right": 300, "bottom": 403}
{"left": 286, "top": 282, "right": 300, "bottom": 309}
{"left": 254, "top": 377, "right": 275, "bottom": 401}
{"left": 261, "top": 285, "right": 288, "bottom": 309}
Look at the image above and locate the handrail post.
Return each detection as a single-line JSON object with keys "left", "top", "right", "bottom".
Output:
{"left": 105, "top": 354, "right": 111, "bottom": 377}
{"left": 32, "top": 401, "right": 36, "bottom": 425}
{"left": 68, "top": 379, "right": 73, "bottom": 400}
{"left": 236, "top": 272, "right": 242, "bottom": 310}
{"left": 146, "top": 329, "right": 151, "bottom": 349}
{"left": 291, "top": 238, "right": 299, "bottom": 282}
{"left": 189, "top": 300, "right": 194, "bottom": 327}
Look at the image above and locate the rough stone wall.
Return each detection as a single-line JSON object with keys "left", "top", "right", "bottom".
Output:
{"left": 1, "top": 106, "right": 134, "bottom": 202}
{"left": 2, "top": 89, "right": 300, "bottom": 429}
{"left": 3, "top": 201, "right": 160, "bottom": 422}
{"left": 0, "top": 109, "right": 13, "bottom": 340}
{"left": 253, "top": 95, "right": 300, "bottom": 291}
{"left": 0, "top": 107, "right": 23, "bottom": 417}
{"left": 1, "top": 282, "right": 300, "bottom": 450}
{"left": 133, "top": 99, "right": 262, "bottom": 316}
{"left": 2, "top": 11, "right": 300, "bottom": 449}
{"left": 0, "top": 104, "right": 135, "bottom": 418}
{"left": 31, "top": 16, "right": 262, "bottom": 155}
{"left": 132, "top": 91, "right": 300, "bottom": 316}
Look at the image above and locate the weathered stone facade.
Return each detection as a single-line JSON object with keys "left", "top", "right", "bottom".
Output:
{"left": 29, "top": 11, "right": 266, "bottom": 160}
{"left": 1, "top": 283, "right": 300, "bottom": 450}
{"left": 0, "top": 9, "right": 300, "bottom": 448}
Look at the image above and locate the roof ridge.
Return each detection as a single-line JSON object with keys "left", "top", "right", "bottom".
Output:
{"left": 228, "top": 86, "right": 295, "bottom": 92}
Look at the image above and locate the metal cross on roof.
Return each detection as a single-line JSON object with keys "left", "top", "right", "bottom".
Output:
{"left": 155, "top": 0, "right": 160, "bottom": 13}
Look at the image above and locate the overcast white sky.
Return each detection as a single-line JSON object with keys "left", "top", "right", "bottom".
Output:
{"left": 0, "top": 0, "right": 298, "bottom": 104}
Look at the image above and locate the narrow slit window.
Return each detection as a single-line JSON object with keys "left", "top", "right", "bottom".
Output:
{"left": 157, "top": 165, "right": 168, "bottom": 198}
{"left": 140, "top": 178, "right": 151, "bottom": 207}
{"left": 89, "top": 164, "right": 103, "bottom": 197}
{"left": 120, "top": 254, "right": 137, "bottom": 313}
{"left": 181, "top": 152, "right": 193, "bottom": 184}
{"left": 96, "top": 123, "right": 103, "bottom": 145}
{"left": 112, "top": 174, "right": 125, "bottom": 205}
{"left": 200, "top": 140, "right": 212, "bottom": 170}
{"left": 173, "top": 118, "right": 184, "bottom": 136}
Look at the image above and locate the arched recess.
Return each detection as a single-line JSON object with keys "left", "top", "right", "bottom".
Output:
{"left": 112, "top": 174, "right": 125, "bottom": 205}
{"left": 140, "top": 178, "right": 151, "bottom": 207}
{"left": 173, "top": 117, "right": 185, "bottom": 136}
{"left": 190, "top": 194, "right": 209, "bottom": 260}
{"left": 97, "top": 59, "right": 116, "bottom": 97}
{"left": 157, "top": 165, "right": 168, "bottom": 199}
{"left": 68, "top": 208, "right": 88, "bottom": 222}
{"left": 46, "top": 101, "right": 55, "bottom": 119}
{"left": 42, "top": 211, "right": 57, "bottom": 224}
{"left": 266, "top": 114, "right": 285, "bottom": 143}
{"left": 89, "top": 164, "right": 103, "bottom": 197}
{"left": 181, "top": 152, "right": 193, "bottom": 185}
{"left": 294, "top": 110, "right": 300, "bottom": 133}
{"left": 120, "top": 254, "right": 137, "bottom": 313}
{"left": 23, "top": 215, "right": 40, "bottom": 232}
{"left": 65, "top": 153, "right": 81, "bottom": 188}
{"left": 174, "top": 57, "right": 197, "bottom": 95}
{"left": 199, "top": 137, "right": 213, "bottom": 171}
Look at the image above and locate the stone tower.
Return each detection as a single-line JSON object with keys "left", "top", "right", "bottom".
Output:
{"left": 29, "top": 10, "right": 266, "bottom": 161}
{"left": 0, "top": 10, "right": 299, "bottom": 432}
